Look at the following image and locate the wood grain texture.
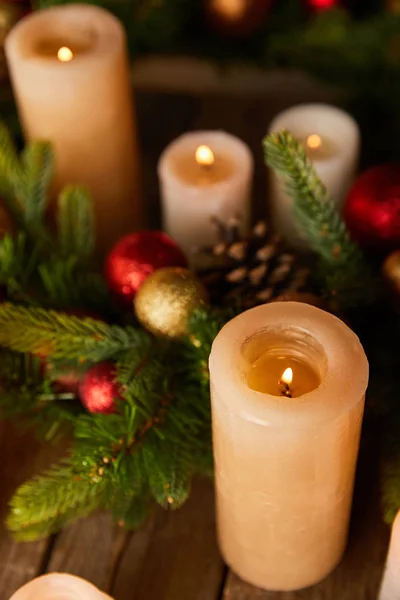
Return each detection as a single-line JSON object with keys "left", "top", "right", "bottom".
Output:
{"left": 0, "top": 424, "right": 53, "bottom": 600}
{"left": 46, "top": 512, "right": 127, "bottom": 593}
{"left": 112, "top": 477, "right": 224, "bottom": 600}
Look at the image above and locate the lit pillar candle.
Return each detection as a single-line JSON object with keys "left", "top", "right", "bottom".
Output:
{"left": 209, "top": 301, "right": 368, "bottom": 591}
{"left": 9, "top": 573, "right": 112, "bottom": 600}
{"left": 5, "top": 4, "right": 141, "bottom": 256}
{"left": 379, "top": 510, "right": 400, "bottom": 600}
{"left": 268, "top": 103, "right": 360, "bottom": 250}
{"left": 158, "top": 130, "right": 253, "bottom": 257}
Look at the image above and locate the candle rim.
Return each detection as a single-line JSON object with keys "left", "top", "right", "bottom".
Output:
{"left": 209, "top": 301, "right": 368, "bottom": 427}
{"left": 158, "top": 130, "right": 253, "bottom": 192}
{"left": 268, "top": 103, "right": 360, "bottom": 159}
{"left": 5, "top": 4, "right": 126, "bottom": 67}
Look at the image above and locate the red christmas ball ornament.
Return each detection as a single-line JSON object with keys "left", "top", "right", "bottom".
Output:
{"left": 104, "top": 231, "right": 187, "bottom": 307}
{"left": 344, "top": 164, "right": 400, "bottom": 251}
{"left": 79, "top": 362, "right": 122, "bottom": 414}
{"left": 306, "top": 0, "right": 340, "bottom": 11}
{"left": 204, "top": 0, "right": 272, "bottom": 38}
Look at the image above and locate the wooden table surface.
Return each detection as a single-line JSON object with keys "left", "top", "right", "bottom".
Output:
{"left": 0, "top": 88, "right": 392, "bottom": 599}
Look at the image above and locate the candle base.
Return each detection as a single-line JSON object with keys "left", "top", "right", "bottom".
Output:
{"left": 223, "top": 555, "right": 345, "bottom": 592}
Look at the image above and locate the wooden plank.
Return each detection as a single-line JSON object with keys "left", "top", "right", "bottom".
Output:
{"left": 222, "top": 448, "right": 389, "bottom": 600}
{"left": 46, "top": 513, "right": 127, "bottom": 593}
{"left": 111, "top": 477, "right": 225, "bottom": 600}
{"left": 132, "top": 57, "right": 338, "bottom": 101}
{"left": 136, "top": 91, "right": 201, "bottom": 229}
{"left": 0, "top": 425, "right": 53, "bottom": 600}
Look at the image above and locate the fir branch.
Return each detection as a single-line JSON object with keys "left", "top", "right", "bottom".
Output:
{"left": 57, "top": 186, "right": 95, "bottom": 259}
{"left": 143, "top": 436, "right": 192, "bottom": 509}
{"left": 17, "top": 142, "right": 54, "bottom": 226}
{"left": 38, "top": 256, "right": 108, "bottom": 309}
{"left": 110, "top": 490, "right": 153, "bottom": 530}
{"left": 263, "top": 131, "right": 375, "bottom": 307}
{"left": 7, "top": 461, "right": 108, "bottom": 540}
{"left": 0, "top": 122, "right": 21, "bottom": 214}
{"left": 0, "top": 350, "right": 79, "bottom": 441}
{"left": 0, "top": 304, "right": 149, "bottom": 363}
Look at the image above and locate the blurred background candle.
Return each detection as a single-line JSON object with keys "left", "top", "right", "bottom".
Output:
{"left": 379, "top": 510, "right": 400, "bottom": 600}
{"left": 158, "top": 130, "right": 253, "bottom": 257}
{"left": 209, "top": 301, "right": 368, "bottom": 591}
{"left": 5, "top": 4, "right": 141, "bottom": 256}
{"left": 268, "top": 103, "right": 360, "bottom": 250}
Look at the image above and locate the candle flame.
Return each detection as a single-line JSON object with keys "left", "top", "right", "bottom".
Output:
{"left": 306, "top": 134, "right": 322, "bottom": 150}
{"left": 281, "top": 367, "right": 293, "bottom": 386}
{"left": 57, "top": 47, "right": 73, "bottom": 62}
{"left": 195, "top": 145, "right": 215, "bottom": 167}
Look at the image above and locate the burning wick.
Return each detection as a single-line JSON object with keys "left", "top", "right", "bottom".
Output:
{"left": 279, "top": 367, "right": 293, "bottom": 398}
{"left": 57, "top": 47, "right": 73, "bottom": 62}
{"left": 195, "top": 145, "right": 215, "bottom": 169}
{"left": 306, "top": 134, "right": 322, "bottom": 151}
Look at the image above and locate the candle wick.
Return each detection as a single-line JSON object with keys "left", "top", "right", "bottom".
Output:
{"left": 279, "top": 380, "right": 292, "bottom": 398}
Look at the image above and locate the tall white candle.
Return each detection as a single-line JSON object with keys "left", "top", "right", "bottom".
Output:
{"left": 268, "top": 103, "right": 360, "bottom": 250}
{"left": 209, "top": 301, "right": 368, "bottom": 591}
{"left": 379, "top": 510, "right": 400, "bottom": 600}
{"left": 9, "top": 573, "right": 112, "bottom": 600}
{"left": 5, "top": 4, "right": 141, "bottom": 256}
{"left": 158, "top": 130, "right": 253, "bottom": 257}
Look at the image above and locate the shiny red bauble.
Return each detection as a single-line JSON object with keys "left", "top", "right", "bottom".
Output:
{"left": 204, "top": 0, "right": 272, "bottom": 38}
{"left": 79, "top": 362, "right": 122, "bottom": 414}
{"left": 306, "top": 0, "right": 340, "bottom": 10}
{"left": 104, "top": 231, "right": 187, "bottom": 307}
{"left": 344, "top": 164, "right": 400, "bottom": 251}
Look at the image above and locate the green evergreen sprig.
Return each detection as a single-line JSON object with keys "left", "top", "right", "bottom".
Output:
{"left": 263, "top": 130, "right": 376, "bottom": 308}
{"left": 5, "top": 310, "right": 225, "bottom": 539}
{"left": 0, "top": 303, "right": 148, "bottom": 363}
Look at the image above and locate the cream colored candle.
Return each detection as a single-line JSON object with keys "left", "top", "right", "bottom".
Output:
{"left": 9, "top": 573, "right": 112, "bottom": 600}
{"left": 5, "top": 4, "right": 141, "bottom": 256}
{"left": 268, "top": 104, "right": 360, "bottom": 250}
{"left": 379, "top": 510, "right": 400, "bottom": 600}
{"left": 158, "top": 131, "right": 253, "bottom": 257}
{"left": 209, "top": 301, "right": 368, "bottom": 591}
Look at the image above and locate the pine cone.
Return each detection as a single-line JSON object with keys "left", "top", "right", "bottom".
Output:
{"left": 195, "top": 218, "right": 311, "bottom": 309}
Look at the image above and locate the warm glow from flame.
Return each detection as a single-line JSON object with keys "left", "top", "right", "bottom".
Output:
{"left": 281, "top": 367, "right": 293, "bottom": 386}
{"left": 195, "top": 145, "right": 215, "bottom": 167}
{"left": 57, "top": 47, "right": 73, "bottom": 62}
{"left": 211, "top": 0, "right": 246, "bottom": 20}
{"left": 306, "top": 134, "right": 322, "bottom": 150}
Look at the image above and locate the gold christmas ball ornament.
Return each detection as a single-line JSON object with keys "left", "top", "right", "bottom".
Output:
{"left": 134, "top": 267, "right": 208, "bottom": 339}
{"left": 383, "top": 250, "right": 400, "bottom": 293}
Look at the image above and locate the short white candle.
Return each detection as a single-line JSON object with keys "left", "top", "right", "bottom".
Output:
{"left": 209, "top": 301, "right": 368, "bottom": 591}
{"left": 9, "top": 573, "right": 112, "bottom": 600}
{"left": 268, "top": 103, "right": 360, "bottom": 250}
{"left": 5, "top": 4, "right": 141, "bottom": 256}
{"left": 158, "top": 130, "right": 253, "bottom": 257}
{"left": 379, "top": 511, "right": 400, "bottom": 600}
